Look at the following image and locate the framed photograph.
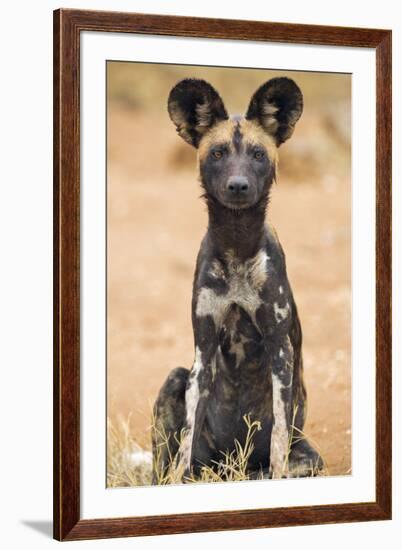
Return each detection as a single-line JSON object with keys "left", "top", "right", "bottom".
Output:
{"left": 53, "top": 8, "right": 391, "bottom": 541}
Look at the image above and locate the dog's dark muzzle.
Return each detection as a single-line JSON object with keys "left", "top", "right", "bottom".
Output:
{"left": 223, "top": 176, "right": 254, "bottom": 208}
{"left": 227, "top": 176, "right": 249, "bottom": 195}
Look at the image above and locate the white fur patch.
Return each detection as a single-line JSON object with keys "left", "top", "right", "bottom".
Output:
{"left": 270, "top": 336, "right": 294, "bottom": 478}
{"left": 196, "top": 286, "right": 229, "bottom": 324}
{"left": 274, "top": 301, "right": 290, "bottom": 323}
{"left": 178, "top": 341, "right": 219, "bottom": 471}
{"left": 128, "top": 449, "right": 153, "bottom": 467}
{"left": 186, "top": 347, "right": 203, "bottom": 423}
{"left": 196, "top": 250, "right": 269, "bottom": 325}
{"left": 284, "top": 335, "right": 294, "bottom": 368}
{"left": 208, "top": 259, "right": 226, "bottom": 281}
{"left": 179, "top": 347, "right": 203, "bottom": 468}
{"left": 178, "top": 347, "right": 203, "bottom": 470}
{"left": 270, "top": 372, "right": 289, "bottom": 479}
{"left": 245, "top": 249, "right": 269, "bottom": 290}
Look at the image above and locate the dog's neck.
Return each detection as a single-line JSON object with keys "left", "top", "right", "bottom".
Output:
{"left": 204, "top": 193, "right": 268, "bottom": 263}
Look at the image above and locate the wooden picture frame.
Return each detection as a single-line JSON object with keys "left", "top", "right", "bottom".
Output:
{"left": 53, "top": 8, "right": 392, "bottom": 541}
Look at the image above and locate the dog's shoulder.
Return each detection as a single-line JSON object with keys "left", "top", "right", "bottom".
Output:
{"left": 263, "top": 223, "right": 287, "bottom": 273}
{"left": 192, "top": 234, "right": 226, "bottom": 293}
{"left": 194, "top": 234, "right": 216, "bottom": 275}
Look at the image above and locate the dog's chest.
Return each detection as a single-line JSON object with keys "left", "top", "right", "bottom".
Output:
{"left": 225, "top": 259, "right": 264, "bottom": 311}
{"left": 196, "top": 250, "right": 270, "bottom": 324}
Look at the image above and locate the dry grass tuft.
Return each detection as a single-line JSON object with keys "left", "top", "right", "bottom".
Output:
{"left": 107, "top": 411, "right": 327, "bottom": 487}
{"left": 107, "top": 415, "right": 152, "bottom": 487}
{"left": 188, "top": 415, "right": 264, "bottom": 483}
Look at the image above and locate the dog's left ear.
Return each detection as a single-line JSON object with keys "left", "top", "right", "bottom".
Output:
{"left": 246, "top": 78, "right": 303, "bottom": 146}
{"left": 168, "top": 79, "right": 228, "bottom": 148}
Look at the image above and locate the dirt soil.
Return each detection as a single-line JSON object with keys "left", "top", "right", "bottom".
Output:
{"left": 107, "top": 105, "right": 351, "bottom": 477}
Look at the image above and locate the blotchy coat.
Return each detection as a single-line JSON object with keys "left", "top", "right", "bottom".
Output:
{"left": 152, "top": 77, "right": 323, "bottom": 482}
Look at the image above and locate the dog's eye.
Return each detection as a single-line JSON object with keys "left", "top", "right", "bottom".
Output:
{"left": 212, "top": 150, "right": 223, "bottom": 160}
{"left": 254, "top": 150, "right": 265, "bottom": 160}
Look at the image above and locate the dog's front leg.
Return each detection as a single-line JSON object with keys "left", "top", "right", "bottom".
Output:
{"left": 268, "top": 335, "right": 294, "bottom": 479}
{"left": 176, "top": 288, "right": 226, "bottom": 480}
{"left": 256, "top": 302, "right": 294, "bottom": 479}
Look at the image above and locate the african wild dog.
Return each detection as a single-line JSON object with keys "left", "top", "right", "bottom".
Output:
{"left": 152, "top": 77, "right": 323, "bottom": 482}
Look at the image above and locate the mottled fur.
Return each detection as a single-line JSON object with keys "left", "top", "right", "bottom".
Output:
{"left": 152, "top": 78, "right": 322, "bottom": 482}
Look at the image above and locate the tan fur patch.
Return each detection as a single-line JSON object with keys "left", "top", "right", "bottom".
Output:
{"left": 197, "top": 119, "right": 235, "bottom": 161}
{"left": 197, "top": 117, "right": 278, "bottom": 169}
{"left": 260, "top": 101, "right": 279, "bottom": 134}
{"left": 239, "top": 119, "right": 278, "bottom": 165}
{"left": 195, "top": 102, "right": 213, "bottom": 129}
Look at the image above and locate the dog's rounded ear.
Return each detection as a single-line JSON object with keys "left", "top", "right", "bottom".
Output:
{"left": 246, "top": 78, "right": 303, "bottom": 146}
{"left": 168, "top": 79, "right": 228, "bottom": 148}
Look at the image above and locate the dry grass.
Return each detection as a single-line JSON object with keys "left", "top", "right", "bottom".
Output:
{"left": 107, "top": 415, "right": 152, "bottom": 487}
{"left": 152, "top": 414, "right": 265, "bottom": 485}
{"left": 107, "top": 412, "right": 327, "bottom": 488}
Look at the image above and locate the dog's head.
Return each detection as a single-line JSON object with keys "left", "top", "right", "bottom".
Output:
{"left": 168, "top": 78, "right": 303, "bottom": 210}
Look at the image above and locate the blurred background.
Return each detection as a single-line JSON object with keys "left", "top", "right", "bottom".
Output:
{"left": 107, "top": 62, "right": 351, "bottom": 478}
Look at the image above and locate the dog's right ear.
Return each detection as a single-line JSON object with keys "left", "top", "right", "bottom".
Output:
{"left": 168, "top": 79, "right": 228, "bottom": 148}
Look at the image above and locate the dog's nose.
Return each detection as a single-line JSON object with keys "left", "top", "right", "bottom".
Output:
{"left": 227, "top": 176, "right": 249, "bottom": 194}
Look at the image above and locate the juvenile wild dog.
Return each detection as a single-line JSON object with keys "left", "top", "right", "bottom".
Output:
{"left": 152, "top": 78, "right": 323, "bottom": 482}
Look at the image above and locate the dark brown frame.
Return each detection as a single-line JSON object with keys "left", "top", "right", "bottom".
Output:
{"left": 53, "top": 8, "right": 392, "bottom": 541}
